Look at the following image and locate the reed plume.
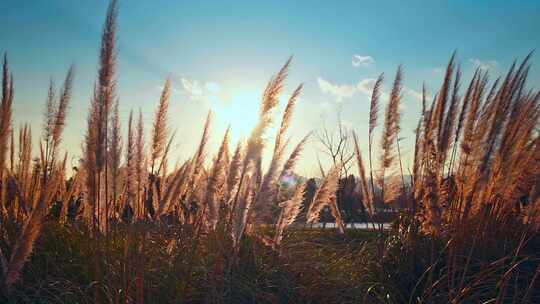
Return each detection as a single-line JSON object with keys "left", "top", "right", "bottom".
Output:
{"left": 434, "top": 53, "right": 456, "bottom": 149}
{"left": 279, "top": 133, "right": 311, "bottom": 181}
{"left": 226, "top": 142, "right": 243, "bottom": 200}
{"left": 150, "top": 78, "right": 171, "bottom": 174}
{"left": 109, "top": 100, "right": 122, "bottom": 206}
{"left": 124, "top": 110, "right": 136, "bottom": 213}
{"left": 242, "top": 59, "right": 290, "bottom": 170}
{"left": 185, "top": 111, "right": 212, "bottom": 204}
{"left": 42, "top": 79, "right": 56, "bottom": 148}
{"left": 52, "top": 65, "right": 74, "bottom": 148}
{"left": 353, "top": 132, "right": 373, "bottom": 215}
{"left": 275, "top": 84, "right": 302, "bottom": 151}
{"left": 135, "top": 109, "right": 146, "bottom": 218}
{"left": 2, "top": 65, "right": 74, "bottom": 289}
{"left": 447, "top": 69, "right": 479, "bottom": 174}
{"left": 306, "top": 166, "right": 344, "bottom": 234}
{"left": 230, "top": 58, "right": 291, "bottom": 230}
{"left": 255, "top": 84, "right": 303, "bottom": 222}
{"left": 0, "top": 54, "right": 14, "bottom": 175}
{"left": 368, "top": 74, "right": 383, "bottom": 201}
{"left": 205, "top": 127, "right": 230, "bottom": 229}
{"left": 83, "top": 0, "right": 117, "bottom": 231}
{"left": 377, "top": 66, "right": 402, "bottom": 203}
{"left": 273, "top": 182, "right": 306, "bottom": 248}
{"left": 440, "top": 66, "right": 461, "bottom": 170}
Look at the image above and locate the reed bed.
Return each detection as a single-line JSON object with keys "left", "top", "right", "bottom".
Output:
{"left": 0, "top": 1, "right": 539, "bottom": 303}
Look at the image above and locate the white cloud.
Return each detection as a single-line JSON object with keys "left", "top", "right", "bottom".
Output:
{"left": 318, "top": 77, "right": 387, "bottom": 102}
{"left": 180, "top": 77, "right": 221, "bottom": 101}
{"left": 156, "top": 84, "right": 179, "bottom": 95}
{"left": 357, "top": 78, "right": 394, "bottom": 101}
{"left": 404, "top": 87, "right": 424, "bottom": 101}
{"left": 317, "top": 77, "right": 357, "bottom": 102}
{"left": 352, "top": 54, "right": 375, "bottom": 68}
{"left": 469, "top": 58, "right": 498, "bottom": 71}
{"left": 318, "top": 76, "right": 425, "bottom": 108}
{"left": 356, "top": 78, "right": 377, "bottom": 95}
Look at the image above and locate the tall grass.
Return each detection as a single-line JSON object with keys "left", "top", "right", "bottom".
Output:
{"left": 0, "top": 1, "right": 539, "bottom": 303}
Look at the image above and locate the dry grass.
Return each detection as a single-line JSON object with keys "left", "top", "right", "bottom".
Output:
{"left": 0, "top": 0, "right": 539, "bottom": 303}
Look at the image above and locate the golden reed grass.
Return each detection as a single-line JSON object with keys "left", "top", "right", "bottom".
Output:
{"left": 0, "top": 1, "right": 538, "bottom": 301}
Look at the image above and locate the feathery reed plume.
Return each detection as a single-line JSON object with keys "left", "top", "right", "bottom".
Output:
{"left": 273, "top": 182, "right": 306, "bottom": 248}
{"left": 260, "top": 133, "right": 311, "bottom": 222}
{"left": 153, "top": 160, "right": 186, "bottom": 220}
{"left": 109, "top": 100, "right": 122, "bottom": 205}
{"left": 279, "top": 133, "right": 311, "bottom": 181}
{"left": 4, "top": 196, "right": 46, "bottom": 287}
{"left": 83, "top": 85, "right": 99, "bottom": 225}
{"left": 412, "top": 118, "right": 423, "bottom": 202}
{"left": 243, "top": 59, "right": 290, "bottom": 170}
{"left": 448, "top": 69, "right": 479, "bottom": 174}
{"left": 369, "top": 74, "right": 384, "bottom": 143}
{"left": 353, "top": 132, "right": 373, "bottom": 215}
{"left": 185, "top": 111, "right": 212, "bottom": 202}
{"left": 255, "top": 85, "right": 303, "bottom": 222}
{"left": 231, "top": 174, "right": 256, "bottom": 249}
{"left": 194, "top": 111, "right": 212, "bottom": 173}
{"left": 440, "top": 66, "right": 461, "bottom": 169}
{"left": 205, "top": 127, "right": 230, "bottom": 229}
{"left": 306, "top": 166, "right": 344, "bottom": 234}
{"left": 460, "top": 71, "right": 487, "bottom": 158}
{"left": 174, "top": 111, "right": 212, "bottom": 222}
{"left": 83, "top": 0, "right": 117, "bottom": 231}
{"left": 480, "top": 56, "right": 531, "bottom": 175}
{"left": 0, "top": 54, "right": 14, "bottom": 175}
{"left": 125, "top": 110, "right": 137, "bottom": 213}
{"left": 226, "top": 142, "right": 243, "bottom": 198}
{"left": 377, "top": 66, "right": 402, "bottom": 203}
{"left": 150, "top": 78, "right": 170, "bottom": 174}
{"left": 368, "top": 74, "right": 383, "bottom": 201}
{"left": 95, "top": 0, "right": 118, "bottom": 171}
{"left": 261, "top": 56, "right": 292, "bottom": 115}
{"left": 156, "top": 129, "right": 175, "bottom": 178}
{"left": 42, "top": 79, "right": 56, "bottom": 147}
{"left": 230, "top": 58, "right": 292, "bottom": 228}
{"left": 51, "top": 65, "right": 74, "bottom": 147}
{"left": 9, "top": 129, "right": 14, "bottom": 173}
{"left": 17, "top": 125, "right": 32, "bottom": 198}
{"left": 275, "top": 84, "right": 302, "bottom": 151}
{"left": 3, "top": 65, "right": 73, "bottom": 288}
{"left": 135, "top": 109, "right": 146, "bottom": 218}
{"left": 434, "top": 52, "right": 456, "bottom": 150}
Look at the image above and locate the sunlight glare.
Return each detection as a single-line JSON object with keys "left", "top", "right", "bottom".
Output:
{"left": 213, "top": 89, "right": 261, "bottom": 143}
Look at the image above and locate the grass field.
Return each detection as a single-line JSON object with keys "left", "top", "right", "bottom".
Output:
{"left": 1, "top": 1, "right": 539, "bottom": 303}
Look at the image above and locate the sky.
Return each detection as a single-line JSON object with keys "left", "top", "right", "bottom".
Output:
{"left": 1, "top": 0, "right": 540, "bottom": 177}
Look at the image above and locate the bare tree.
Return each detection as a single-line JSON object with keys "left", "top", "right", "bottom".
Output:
{"left": 315, "top": 111, "right": 354, "bottom": 177}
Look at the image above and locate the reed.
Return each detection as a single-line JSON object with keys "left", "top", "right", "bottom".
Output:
{"left": 1, "top": 1, "right": 539, "bottom": 302}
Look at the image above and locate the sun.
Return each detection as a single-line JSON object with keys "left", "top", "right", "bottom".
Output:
{"left": 212, "top": 88, "right": 261, "bottom": 143}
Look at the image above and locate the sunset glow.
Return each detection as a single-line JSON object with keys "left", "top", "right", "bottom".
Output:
{"left": 1, "top": 1, "right": 539, "bottom": 302}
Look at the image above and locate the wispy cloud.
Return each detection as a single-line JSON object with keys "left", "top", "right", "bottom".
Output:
{"left": 156, "top": 84, "right": 179, "bottom": 95}
{"left": 356, "top": 78, "right": 377, "bottom": 95}
{"left": 180, "top": 77, "right": 221, "bottom": 101}
{"left": 317, "top": 77, "right": 357, "bottom": 102}
{"left": 469, "top": 58, "right": 498, "bottom": 71}
{"left": 404, "top": 87, "right": 424, "bottom": 101}
{"left": 352, "top": 54, "right": 375, "bottom": 68}
{"left": 318, "top": 75, "right": 425, "bottom": 108}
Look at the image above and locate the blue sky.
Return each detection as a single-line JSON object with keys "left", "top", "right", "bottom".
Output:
{"left": 1, "top": 0, "right": 539, "bottom": 175}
